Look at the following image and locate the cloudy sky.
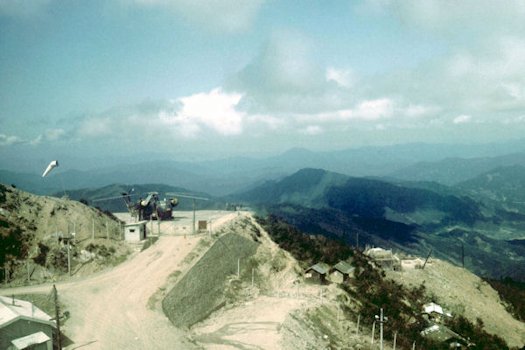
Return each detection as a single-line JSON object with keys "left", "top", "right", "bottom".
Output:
{"left": 1, "top": 0, "right": 525, "bottom": 169}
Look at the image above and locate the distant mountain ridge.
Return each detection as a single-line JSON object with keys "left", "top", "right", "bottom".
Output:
{"left": 5, "top": 140, "right": 525, "bottom": 196}
{"left": 389, "top": 152, "right": 525, "bottom": 185}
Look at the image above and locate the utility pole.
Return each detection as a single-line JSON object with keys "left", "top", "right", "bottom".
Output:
{"left": 422, "top": 249, "right": 432, "bottom": 270}
{"left": 375, "top": 308, "right": 388, "bottom": 350}
{"left": 67, "top": 238, "right": 71, "bottom": 276}
{"left": 461, "top": 242, "right": 465, "bottom": 268}
{"left": 53, "top": 284, "right": 62, "bottom": 350}
{"left": 192, "top": 199, "right": 196, "bottom": 235}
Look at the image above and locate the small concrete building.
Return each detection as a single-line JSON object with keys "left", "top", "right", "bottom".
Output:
{"left": 124, "top": 220, "right": 148, "bottom": 241}
{"left": 331, "top": 261, "right": 354, "bottom": 283}
{"left": 305, "top": 263, "right": 330, "bottom": 284}
{"left": 0, "top": 296, "right": 56, "bottom": 350}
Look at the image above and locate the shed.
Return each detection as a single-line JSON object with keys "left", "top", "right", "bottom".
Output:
{"left": 0, "top": 296, "right": 56, "bottom": 350}
{"left": 331, "top": 261, "right": 354, "bottom": 283}
{"left": 421, "top": 324, "right": 468, "bottom": 348}
{"left": 305, "top": 263, "right": 330, "bottom": 284}
{"left": 124, "top": 220, "right": 148, "bottom": 241}
{"left": 422, "top": 302, "right": 452, "bottom": 322}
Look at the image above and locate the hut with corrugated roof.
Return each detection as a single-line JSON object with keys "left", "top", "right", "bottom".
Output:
{"left": 331, "top": 261, "right": 354, "bottom": 283}
{"left": 304, "top": 262, "right": 330, "bottom": 284}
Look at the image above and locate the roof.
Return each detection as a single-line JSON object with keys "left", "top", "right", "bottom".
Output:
{"left": 424, "top": 302, "right": 444, "bottom": 315}
{"left": 332, "top": 261, "right": 354, "bottom": 274}
{"left": 421, "top": 324, "right": 464, "bottom": 343}
{"left": 125, "top": 220, "right": 148, "bottom": 227}
{"left": 11, "top": 331, "right": 51, "bottom": 349}
{"left": 306, "top": 262, "right": 330, "bottom": 275}
{"left": 0, "top": 296, "right": 56, "bottom": 329}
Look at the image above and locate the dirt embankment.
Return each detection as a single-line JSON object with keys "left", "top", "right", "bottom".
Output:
{"left": 162, "top": 231, "right": 259, "bottom": 328}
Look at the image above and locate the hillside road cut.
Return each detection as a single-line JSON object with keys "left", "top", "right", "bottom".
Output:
{"left": 1, "top": 210, "right": 240, "bottom": 349}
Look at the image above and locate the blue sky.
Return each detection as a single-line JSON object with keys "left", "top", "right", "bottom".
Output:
{"left": 2, "top": 0, "right": 525, "bottom": 170}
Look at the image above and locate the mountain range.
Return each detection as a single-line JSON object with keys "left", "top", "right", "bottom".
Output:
{"left": 4, "top": 141, "right": 525, "bottom": 197}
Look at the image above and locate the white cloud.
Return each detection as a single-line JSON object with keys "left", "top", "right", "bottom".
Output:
{"left": 129, "top": 0, "right": 265, "bottom": 33}
{"left": 354, "top": 98, "right": 394, "bottom": 120}
{"left": 326, "top": 67, "right": 354, "bottom": 88}
{"left": 365, "top": 0, "right": 525, "bottom": 36}
{"left": 453, "top": 115, "right": 472, "bottom": 124}
{"left": 0, "top": 133, "right": 23, "bottom": 146}
{"left": 161, "top": 88, "right": 245, "bottom": 137}
{"left": 78, "top": 118, "right": 113, "bottom": 138}
{"left": 30, "top": 128, "right": 66, "bottom": 145}
{"left": 403, "top": 104, "right": 437, "bottom": 118}
{"left": 232, "top": 30, "right": 346, "bottom": 114}
{"left": 301, "top": 125, "right": 323, "bottom": 135}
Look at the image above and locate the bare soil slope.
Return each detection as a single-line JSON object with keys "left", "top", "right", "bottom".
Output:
{"left": 0, "top": 184, "right": 129, "bottom": 285}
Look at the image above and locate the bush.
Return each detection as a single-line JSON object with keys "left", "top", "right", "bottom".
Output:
{"left": 255, "top": 215, "right": 353, "bottom": 267}
{"left": 33, "top": 243, "right": 50, "bottom": 266}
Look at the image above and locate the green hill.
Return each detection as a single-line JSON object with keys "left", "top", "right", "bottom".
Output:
{"left": 236, "top": 168, "right": 525, "bottom": 281}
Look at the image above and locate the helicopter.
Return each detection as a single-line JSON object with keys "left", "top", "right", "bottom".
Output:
{"left": 93, "top": 189, "right": 179, "bottom": 221}
{"left": 125, "top": 191, "right": 179, "bottom": 221}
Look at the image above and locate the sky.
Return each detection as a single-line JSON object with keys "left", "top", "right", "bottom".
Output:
{"left": 1, "top": 0, "right": 525, "bottom": 170}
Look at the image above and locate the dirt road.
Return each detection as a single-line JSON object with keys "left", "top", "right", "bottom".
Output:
{"left": 1, "top": 211, "right": 239, "bottom": 349}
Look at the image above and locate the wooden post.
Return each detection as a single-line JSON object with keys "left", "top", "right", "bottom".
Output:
{"left": 356, "top": 314, "right": 360, "bottom": 336}
{"left": 393, "top": 331, "right": 397, "bottom": 350}
{"left": 371, "top": 321, "right": 376, "bottom": 344}
{"left": 67, "top": 239, "right": 71, "bottom": 276}
{"left": 237, "top": 258, "right": 240, "bottom": 277}
{"left": 380, "top": 308, "right": 384, "bottom": 350}
{"left": 192, "top": 199, "right": 196, "bottom": 235}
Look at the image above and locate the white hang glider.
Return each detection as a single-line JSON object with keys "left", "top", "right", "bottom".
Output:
{"left": 42, "top": 160, "right": 59, "bottom": 177}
